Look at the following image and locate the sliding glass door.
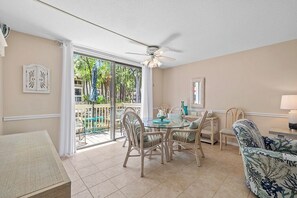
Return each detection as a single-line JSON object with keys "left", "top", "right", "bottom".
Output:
{"left": 73, "top": 53, "right": 141, "bottom": 149}
{"left": 114, "top": 63, "right": 142, "bottom": 139}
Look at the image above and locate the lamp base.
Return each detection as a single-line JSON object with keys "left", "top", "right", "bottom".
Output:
{"left": 289, "top": 123, "right": 297, "bottom": 130}
{"left": 288, "top": 110, "right": 297, "bottom": 130}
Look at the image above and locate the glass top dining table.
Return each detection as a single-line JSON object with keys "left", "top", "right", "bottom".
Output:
{"left": 142, "top": 118, "right": 190, "bottom": 162}
{"left": 143, "top": 118, "right": 190, "bottom": 129}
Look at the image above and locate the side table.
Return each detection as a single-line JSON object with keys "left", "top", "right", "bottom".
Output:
{"left": 269, "top": 128, "right": 297, "bottom": 140}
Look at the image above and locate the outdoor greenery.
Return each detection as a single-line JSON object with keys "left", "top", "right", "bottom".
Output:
{"left": 74, "top": 53, "right": 142, "bottom": 104}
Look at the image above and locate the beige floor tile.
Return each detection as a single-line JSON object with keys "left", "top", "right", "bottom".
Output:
{"left": 120, "top": 177, "right": 160, "bottom": 198}
{"left": 72, "top": 159, "right": 94, "bottom": 170}
{"left": 248, "top": 191, "right": 257, "bottom": 198}
{"left": 177, "top": 191, "right": 195, "bottom": 198}
{"left": 67, "top": 140, "right": 246, "bottom": 198}
{"left": 184, "top": 182, "right": 217, "bottom": 198}
{"left": 143, "top": 180, "right": 184, "bottom": 198}
{"left": 77, "top": 164, "right": 99, "bottom": 178}
{"left": 106, "top": 190, "right": 127, "bottom": 198}
{"left": 67, "top": 170, "right": 81, "bottom": 182}
{"left": 95, "top": 159, "right": 119, "bottom": 171}
{"left": 71, "top": 179, "right": 87, "bottom": 195}
{"left": 213, "top": 175, "right": 250, "bottom": 198}
{"left": 103, "top": 164, "right": 129, "bottom": 178}
{"left": 72, "top": 189, "right": 93, "bottom": 198}
{"left": 89, "top": 180, "right": 118, "bottom": 198}
{"left": 110, "top": 172, "right": 138, "bottom": 189}
{"left": 82, "top": 171, "right": 109, "bottom": 188}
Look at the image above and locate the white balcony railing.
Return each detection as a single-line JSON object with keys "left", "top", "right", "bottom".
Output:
{"left": 75, "top": 103, "right": 141, "bottom": 130}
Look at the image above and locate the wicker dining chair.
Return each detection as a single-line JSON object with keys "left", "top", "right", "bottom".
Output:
{"left": 121, "top": 107, "right": 137, "bottom": 147}
{"left": 122, "top": 111, "right": 164, "bottom": 177}
{"left": 169, "top": 111, "right": 208, "bottom": 166}
{"left": 220, "top": 108, "right": 245, "bottom": 151}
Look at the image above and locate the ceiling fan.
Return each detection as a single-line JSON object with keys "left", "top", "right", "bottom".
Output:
{"left": 126, "top": 46, "right": 176, "bottom": 68}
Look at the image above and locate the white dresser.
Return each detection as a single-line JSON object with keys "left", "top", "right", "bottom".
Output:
{"left": 0, "top": 130, "right": 71, "bottom": 198}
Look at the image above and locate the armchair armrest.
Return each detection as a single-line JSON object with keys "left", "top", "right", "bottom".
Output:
{"left": 263, "top": 136, "right": 297, "bottom": 155}
{"left": 243, "top": 147, "right": 286, "bottom": 160}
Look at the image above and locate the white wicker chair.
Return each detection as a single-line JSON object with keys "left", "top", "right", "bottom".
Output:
{"left": 122, "top": 111, "right": 164, "bottom": 177}
{"left": 169, "top": 111, "right": 208, "bottom": 166}
{"left": 220, "top": 108, "right": 245, "bottom": 152}
{"left": 121, "top": 107, "right": 137, "bottom": 147}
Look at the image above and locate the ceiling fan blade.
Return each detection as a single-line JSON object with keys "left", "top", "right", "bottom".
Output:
{"left": 126, "top": 52, "right": 149, "bottom": 56}
{"left": 165, "top": 47, "right": 183, "bottom": 53}
{"left": 159, "top": 33, "right": 181, "bottom": 46}
{"left": 154, "top": 47, "right": 169, "bottom": 56}
{"left": 156, "top": 56, "right": 176, "bottom": 61}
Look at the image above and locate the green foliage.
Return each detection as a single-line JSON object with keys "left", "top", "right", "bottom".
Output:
{"left": 97, "top": 95, "right": 106, "bottom": 104}
{"left": 83, "top": 94, "right": 90, "bottom": 103}
{"left": 74, "top": 53, "right": 142, "bottom": 104}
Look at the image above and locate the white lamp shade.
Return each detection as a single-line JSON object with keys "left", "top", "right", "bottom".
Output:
{"left": 280, "top": 95, "right": 297, "bottom": 110}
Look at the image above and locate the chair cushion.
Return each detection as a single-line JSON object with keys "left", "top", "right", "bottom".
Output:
{"left": 173, "top": 132, "right": 193, "bottom": 143}
{"left": 133, "top": 123, "right": 149, "bottom": 142}
{"left": 189, "top": 118, "right": 202, "bottom": 129}
{"left": 232, "top": 119, "right": 265, "bottom": 149}
{"left": 143, "top": 135, "right": 162, "bottom": 148}
{"left": 186, "top": 118, "right": 203, "bottom": 142}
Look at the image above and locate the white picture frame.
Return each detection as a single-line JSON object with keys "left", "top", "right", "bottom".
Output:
{"left": 190, "top": 77, "right": 205, "bottom": 108}
{"left": 23, "top": 64, "right": 50, "bottom": 93}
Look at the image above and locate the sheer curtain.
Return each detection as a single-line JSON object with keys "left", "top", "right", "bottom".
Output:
{"left": 141, "top": 66, "right": 153, "bottom": 119}
{"left": 59, "top": 41, "right": 75, "bottom": 156}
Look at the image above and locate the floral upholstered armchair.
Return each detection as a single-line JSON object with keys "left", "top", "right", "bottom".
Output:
{"left": 233, "top": 119, "right": 297, "bottom": 198}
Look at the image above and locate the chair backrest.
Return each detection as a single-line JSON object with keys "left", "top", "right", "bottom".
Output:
{"left": 195, "top": 110, "right": 208, "bottom": 141}
{"left": 232, "top": 119, "right": 265, "bottom": 149}
{"left": 124, "top": 107, "right": 136, "bottom": 113}
{"left": 119, "top": 107, "right": 136, "bottom": 119}
{"left": 122, "top": 111, "right": 145, "bottom": 148}
{"left": 225, "top": 108, "right": 245, "bottom": 129}
{"left": 168, "top": 106, "right": 185, "bottom": 122}
{"left": 169, "top": 106, "right": 185, "bottom": 115}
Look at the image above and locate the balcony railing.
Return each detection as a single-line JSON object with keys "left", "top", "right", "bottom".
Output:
{"left": 75, "top": 103, "right": 141, "bottom": 131}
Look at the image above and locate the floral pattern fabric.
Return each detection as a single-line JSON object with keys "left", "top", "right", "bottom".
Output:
{"left": 233, "top": 119, "right": 297, "bottom": 198}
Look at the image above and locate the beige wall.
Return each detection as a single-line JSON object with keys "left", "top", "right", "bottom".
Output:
{"left": 0, "top": 57, "right": 3, "bottom": 135}
{"left": 2, "top": 31, "right": 62, "bottom": 149}
{"left": 160, "top": 39, "right": 297, "bottom": 136}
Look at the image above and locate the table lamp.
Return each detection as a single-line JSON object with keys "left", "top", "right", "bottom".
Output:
{"left": 280, "top": 95, "right": 297, "bottom": 130}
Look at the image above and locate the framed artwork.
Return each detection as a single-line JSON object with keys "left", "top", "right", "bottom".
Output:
{"left": 190, "top": 77, "right": 205, "bottom": 108}
{"left": 23, "top": 64, "right": 50, "bottom": 93}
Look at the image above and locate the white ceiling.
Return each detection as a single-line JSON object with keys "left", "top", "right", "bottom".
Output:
{"left": 0, "top": 0, "right": 297, "bottom": 68}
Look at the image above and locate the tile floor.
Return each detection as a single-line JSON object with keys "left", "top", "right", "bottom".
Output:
{"left": 62, "top": 140, "right": 257, "bottom": 198}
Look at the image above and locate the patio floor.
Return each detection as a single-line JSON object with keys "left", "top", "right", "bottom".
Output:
{"left": 76, "top": 129, "right": 124, "bottom": 149}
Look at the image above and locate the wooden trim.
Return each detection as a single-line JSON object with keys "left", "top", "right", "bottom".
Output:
{"left": 212, "top": 110, "right": 287, "bottom": 118}
{"left": 184, "top": 108, "right": 288, "bottom": 118}
{"left": 3, "top": 114, "right": 60, "bottom": 122}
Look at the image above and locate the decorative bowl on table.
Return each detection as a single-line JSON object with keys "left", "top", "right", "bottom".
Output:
{"left": 157, "top": 115, "right": 166, "bottom": 122}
